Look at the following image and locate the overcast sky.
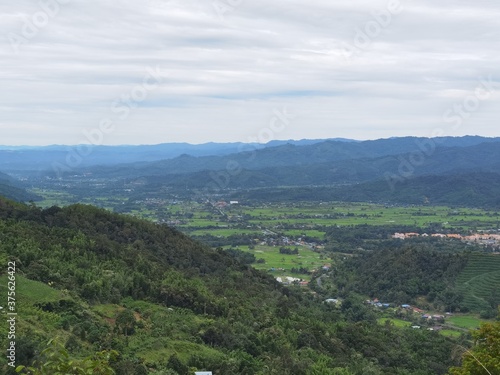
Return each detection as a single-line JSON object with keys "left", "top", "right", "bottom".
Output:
{"left": 1, "top": 0, "right": 499, "bottom": 145}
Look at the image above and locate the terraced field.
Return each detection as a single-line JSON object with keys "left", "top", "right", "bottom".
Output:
{"left": 456, "top": 254, "right": 500, "bottom": 311}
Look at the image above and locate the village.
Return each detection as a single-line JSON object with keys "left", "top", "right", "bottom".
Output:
{"left": 392, "top": 231, "right": 500, "bottom": 248}
{"left": 364, "top": 299, "right": 450, "bottom": 331}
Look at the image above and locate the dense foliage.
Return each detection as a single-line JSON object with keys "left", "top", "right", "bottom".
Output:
{"left": 230, "top": 172, "right": 500, "bottom": 209}
{"left": 336, "top": 245, "right": 469, "bottom": 308}
{"left": 322, "top": 225, "right": 500, "bottom": 313}
{"left": 448, "top": 310, "right": 500, "bottom": 375}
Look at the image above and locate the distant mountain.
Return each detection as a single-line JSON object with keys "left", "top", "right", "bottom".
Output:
{"left": 0, "top": 139, "right": 336, "bottom": 172}
{"left": 112, "top": 140, "right": 500, "bottom": 193}
{"left": 73, "top": 136, "right": 500, "bottom": 179}
{"left": 8, "top": 136, "right": 500, "bottom": 207}
{"left": 2, "top": 136, "right": 498, "bottom": 174}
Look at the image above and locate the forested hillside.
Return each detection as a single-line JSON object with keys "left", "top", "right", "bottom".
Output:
{"left": 0, "top": 172, "right": 41, "bottom": 202}
{"left": 233, "top": 172, "right": 500, "bottom": 208}
{"left": 0, "top": 197, "right": 459, "bottom": 374}
{"left": 324, "top": 230, "right": 500, "bottom": 317}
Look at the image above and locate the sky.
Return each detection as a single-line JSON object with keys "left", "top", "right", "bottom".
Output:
{"left": 1, "top": 0, "right": 500, "bottom": 146}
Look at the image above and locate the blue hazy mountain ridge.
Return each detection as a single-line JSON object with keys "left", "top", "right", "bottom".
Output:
{"left": 0, "top": 139, "right": 337, "bottom": 172}
{"left": 79, "top": 136, "right": 500, "bottom": 180}
{"left": 0, "top": 136, "right": 497, "bottom": 173}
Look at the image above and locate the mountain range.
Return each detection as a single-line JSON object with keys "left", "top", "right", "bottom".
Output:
{"left": 2, "top": 135, "right": 500, "bottom": 207}
{"left": 0, "top": 139, "right": 350, "bottom": 172}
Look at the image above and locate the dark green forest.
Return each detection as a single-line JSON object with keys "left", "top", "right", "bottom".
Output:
{"left": 230, "top": 172, "right": 500, "bottom": 209}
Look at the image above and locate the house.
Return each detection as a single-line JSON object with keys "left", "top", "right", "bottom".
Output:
{"left": 405, "top": 233, "right": 420, "bottom": 237}
{"left": 195, "top": 372, "right": 213, "bottom": 375}
{"left": 325, "top": 298, "right": 339, "bottom": 304}
{"left": 413, "top": 307, "right": 424, "bottom": 313}
{"left": 401, "top": 304, "right": 411, "bottom": 309}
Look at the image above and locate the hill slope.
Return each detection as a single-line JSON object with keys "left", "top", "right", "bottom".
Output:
{"left": 231, "top": 172, "right": 500, "bottom": 208}
{"left": 456, "top": 253, "right": 500, "bottom": 312}
{"left": 0, "top": 171, "right": 41, "bottom": 202}
{"left": 0, "top": 197, "right": 458, "bottom": 374}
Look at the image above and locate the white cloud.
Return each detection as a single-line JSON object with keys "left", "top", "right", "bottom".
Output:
{"left": 0, "top": 0, "right": 499, "bottom": 145}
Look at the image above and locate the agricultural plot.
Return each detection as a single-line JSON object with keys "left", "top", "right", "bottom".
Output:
{"left": 30, "top": 192, "right": 500, "bottom": 296}
{"left": 31, "top": 189, "right": 499, "bottom": 233}
{"left": 447, "top": 315, "right": 485, "bottom": 330}
{"left": 232, "top": 244, "right": 325, "bottom": 281}
{"left": 377, "top": 318, "right": 412, "bottom": 328}
{"left": 31, "top": 188, "right": 76, "bottom": 208}
{"left": 456, "top": 254, "right": 500, "bottom": 311}
{"left": 439, "top": 330, "right": 463, "bottom": 338}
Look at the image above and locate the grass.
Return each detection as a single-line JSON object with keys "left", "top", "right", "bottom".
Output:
{"left": 447, "top": 315, "right": 484, "bottom": 330}
{"left": 92, "top": 304, "right": 124, "bottom": 319}
{"left": 30, "top": 188, "right": 77, "bottom": 208}
{"left": 134, "top": 339, "right": 222, "bottom": 364}
{"left": 0, "top": 275, "right": 74, "bottom": 346}
{"left": 377, "top": 318, "right": 412, "bottom": 328}
{"left": 233, "top": 244, "right": 325, "bottom": 280}
{"left": 440, "top": 330, "right": 463, "bottom": 338}
{"left": 187, "top": 228, "right": 261, "bottom": 236}
{"left": 0, "top": 274, "right": 65, "bottom": 305}
{"left": 32, "top": 191, "right": 500, "bottom": 231}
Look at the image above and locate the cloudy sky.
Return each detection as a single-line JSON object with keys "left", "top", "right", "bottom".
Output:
{"left": 1, "top": 0, "right": 499, "bottom": 145}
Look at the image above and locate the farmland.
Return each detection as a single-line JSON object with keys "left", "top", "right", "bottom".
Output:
{"left": 30, "top": 189, "right": 500, "bottom": 310}
{"left": 223, "top": 244, "right": 326, "bottom": 281}
{"left": 456, "top": 253, "right": 500, "bottom": 312}
{"left": 31, "top": 187, "right": 500, "bottom": 234}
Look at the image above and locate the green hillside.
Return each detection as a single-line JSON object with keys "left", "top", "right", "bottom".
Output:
{"left": 0, "top": 197, "right": 459, "bottom": 374}
{"left": 456, "top": 253, "right": 500, "bottom": 313}
{"left": 0, "top": 171, "right": 41, "bottom": 202}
